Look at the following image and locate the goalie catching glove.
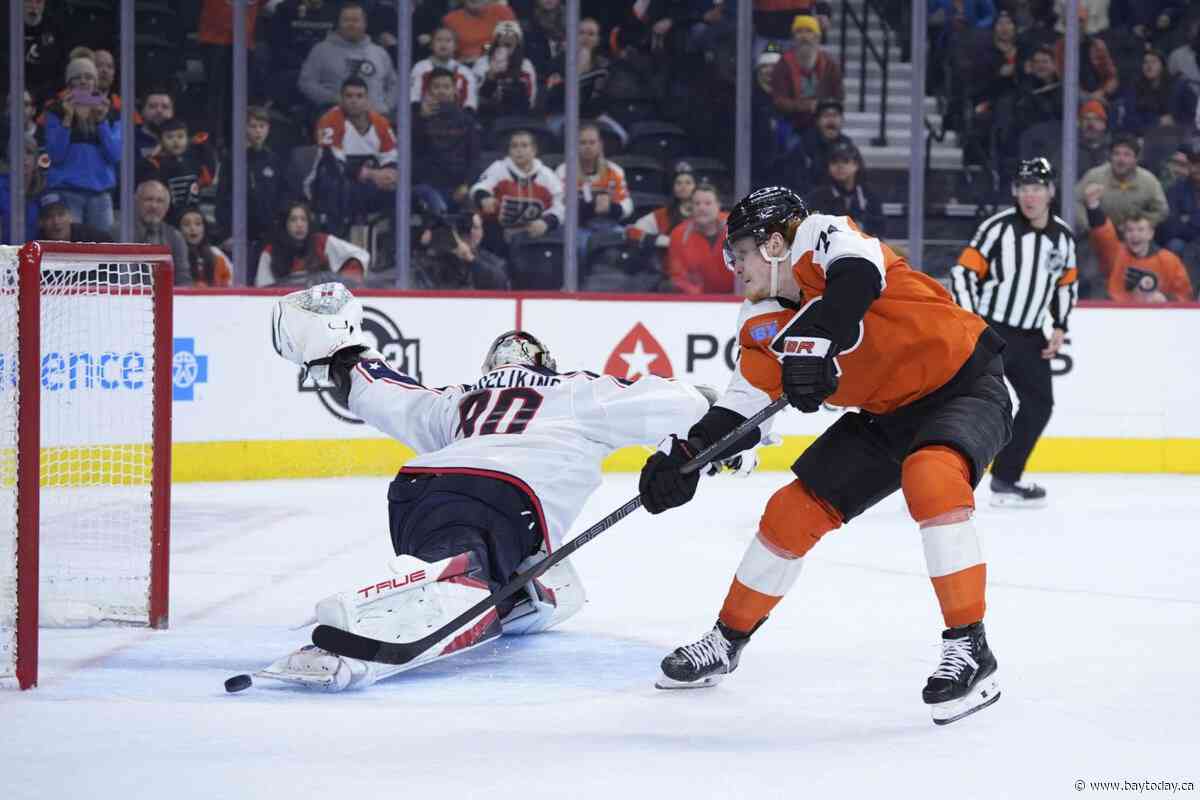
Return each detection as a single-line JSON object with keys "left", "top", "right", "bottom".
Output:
{"left": 271, "top": 283, "right": 381, "bottom": 405}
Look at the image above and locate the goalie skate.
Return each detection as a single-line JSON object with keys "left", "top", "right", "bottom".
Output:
{"left": 256, "top": 551, "right": 503, "bottom": 691}
{"left": 255, "top": 645, "right": 370, "bottom": 692}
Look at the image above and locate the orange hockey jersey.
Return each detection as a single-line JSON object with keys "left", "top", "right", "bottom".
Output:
{"left": 718, "top": 214, "right": 992, "bottom": 419}
{"left": 1089, "top": 219, "right": 1195, "bottom": 302}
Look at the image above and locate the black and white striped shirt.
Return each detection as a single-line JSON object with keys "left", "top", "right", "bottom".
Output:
{"left": 950, "top": 208, "right": 1079, "bottom": 331}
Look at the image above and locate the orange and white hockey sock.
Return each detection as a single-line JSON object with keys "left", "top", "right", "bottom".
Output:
{"left": 902, "top": 446, "right": 987, "bottom": 628}
{"left": 717, "top": 480, "right": 842, "bottom": 634}
{"left": 922, "top": 513, "right": 986, "bottom": 628}
{"left": 718, "top": 533, "right": 804, "bottom": 633}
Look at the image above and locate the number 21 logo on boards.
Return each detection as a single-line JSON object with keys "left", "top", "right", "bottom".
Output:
{"left": 298, "top": 305, "right": 422, "bottom": 424}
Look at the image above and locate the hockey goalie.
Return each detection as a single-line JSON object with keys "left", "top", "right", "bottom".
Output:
{"left": 262, "top": 283, "right": 743, "bottom": 690}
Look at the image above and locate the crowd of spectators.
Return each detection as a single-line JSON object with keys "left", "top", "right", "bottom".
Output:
{"left": 937, "top": 0, "right": 1200, "bottom": 300}
{"left": 1, "top": 0, "right": 1198, "bottom": 301}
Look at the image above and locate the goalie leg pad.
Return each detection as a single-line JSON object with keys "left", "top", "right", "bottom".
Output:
{"left": 321, "top": 550, "right": 503, "bottom": 680}
{"left": 501, "top": 555, "right": 587, "bottom": 636}
{"left": 260, "top": 551, "right": 503, "bottom": 691}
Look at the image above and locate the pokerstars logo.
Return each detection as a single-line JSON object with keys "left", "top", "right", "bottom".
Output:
{"left": 603, "top": 322, "right": 673, "bottom": 380}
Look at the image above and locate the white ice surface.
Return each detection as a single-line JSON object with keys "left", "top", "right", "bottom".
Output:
{"left": 3, "top": 474, "right": 1198, "bottom": 799}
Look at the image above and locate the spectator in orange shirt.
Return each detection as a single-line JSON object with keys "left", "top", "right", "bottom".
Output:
{"left": 556, "top": 122, "right": 633, "bottom": 227}
{"left": 557, "top": 121, "right": 633, "bottom": 261}
{"left": 443, "top": 0, "right": 517, "bottom": 65}
{"left": 667, "top": 183, "right": 732, "bottom": 295}
{"left": 1082, "top": 183, "right": 1194, "bottom": 303}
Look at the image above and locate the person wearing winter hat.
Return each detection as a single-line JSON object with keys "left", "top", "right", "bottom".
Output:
{"left": 770, "top": 14, "right": 844, "bottom": 135}
{"left": 473, "top": 20, "right": 539, "bottom": 118}
{"left": 41, "top": 56, "right": 120, "bottom": 234}
{"left": 757, "top": 50, "right": 782, "bottom": 91}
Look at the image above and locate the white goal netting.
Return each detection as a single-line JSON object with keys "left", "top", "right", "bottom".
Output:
{"left": 1, "top": 244, "right": 163, "bottom": 685}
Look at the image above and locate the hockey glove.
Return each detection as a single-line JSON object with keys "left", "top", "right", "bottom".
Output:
{"left": 272, "top": 282, "right": 376, "bottom": 383}
{"left": 774, "top": 333, "right": 839, "bottom": 413}
{"left": 639, "top": 435, "right": 702, "bottom": 514}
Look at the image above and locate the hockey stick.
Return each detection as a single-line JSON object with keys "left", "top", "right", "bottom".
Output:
{"left": 312, "top": 396, "right": 790, "bottom": 665}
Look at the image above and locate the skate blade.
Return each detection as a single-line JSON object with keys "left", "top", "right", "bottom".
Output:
{"left": 929, "top": 672, "right": 1001, "bottom": 725}
{"left": 989, "top": 494, "right": 1046, "bottom": 509}
{"left": 654, "top": 672, "right": 725, "bottom": 690}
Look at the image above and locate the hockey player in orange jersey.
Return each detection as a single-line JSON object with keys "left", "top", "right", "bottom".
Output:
{"left": 638, "top": 187, "right": 1013, "bottom": 725}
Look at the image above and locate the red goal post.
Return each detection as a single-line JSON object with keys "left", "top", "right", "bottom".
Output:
{"left": 1, "top": 242, "right": 174, "bottom": 690}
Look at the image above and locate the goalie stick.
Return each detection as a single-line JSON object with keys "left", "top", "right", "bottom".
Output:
{"left": 311, "top": 395, "right": 790, "bottom": 666}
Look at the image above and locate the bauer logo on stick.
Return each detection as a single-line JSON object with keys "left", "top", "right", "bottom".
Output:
{"left": 298, "top": 305, "right": 422, "bottom": 424}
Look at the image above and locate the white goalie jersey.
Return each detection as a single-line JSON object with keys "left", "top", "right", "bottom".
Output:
{"left": 348, "top": 359, "right": 710, "bottom": 549}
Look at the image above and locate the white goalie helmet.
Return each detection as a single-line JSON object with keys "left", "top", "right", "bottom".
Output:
{"left": 481, "top": 330, "right": 557, "bottom": 374}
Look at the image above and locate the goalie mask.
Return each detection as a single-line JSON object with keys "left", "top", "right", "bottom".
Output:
{"left": 482, "top": 330, "right": 558, "bottom": 374}
{"left": 723, "top": 186, "right": 808, "bottom": 296}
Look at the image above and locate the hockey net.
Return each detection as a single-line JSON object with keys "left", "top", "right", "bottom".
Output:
{"left": 1, "top": 242, "right": 173, "bottom": 689}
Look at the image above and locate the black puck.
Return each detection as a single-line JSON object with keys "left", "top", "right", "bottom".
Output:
{"left": 225, "top": 673, "right": 253, "bottom": 693}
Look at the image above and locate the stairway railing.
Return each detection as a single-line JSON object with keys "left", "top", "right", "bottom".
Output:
{"left": 838, "top": 0, "right": 891, "bottom": 146}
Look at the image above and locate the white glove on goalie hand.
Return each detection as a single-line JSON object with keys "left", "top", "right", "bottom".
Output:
{"left": 271, "top": 283, "right": 376, "bottom": 382}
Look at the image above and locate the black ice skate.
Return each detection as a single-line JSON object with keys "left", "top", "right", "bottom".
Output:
{"left": 989, "top": 478, "right": 1047, "bottom": 508}
{"left": 656, "top": 621, "right": 751, "bottom": 690}
{"left": 923, "top": 621, "right": 1001, "bottom": 725}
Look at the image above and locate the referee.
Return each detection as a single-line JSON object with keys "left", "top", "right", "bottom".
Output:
{"left": 950, "top": 158, "right": 1078, "bottom": 508}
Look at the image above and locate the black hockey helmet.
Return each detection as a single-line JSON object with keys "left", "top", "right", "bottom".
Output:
{"left": 726, "top": 186, "right": 809, "bottom": 248}
{"left": 482, "top": 330, "right": 557, "bottom": 374}
{"left": 1014, "top": 157, "right": 1056, "bottom": 187}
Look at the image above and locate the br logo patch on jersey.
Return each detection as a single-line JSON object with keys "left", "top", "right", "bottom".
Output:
{"left": 603, "top": 322, "right": 673, "bottom": 380}
{"left": 298, "top": 305, "right": 422, "bottom": 424}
